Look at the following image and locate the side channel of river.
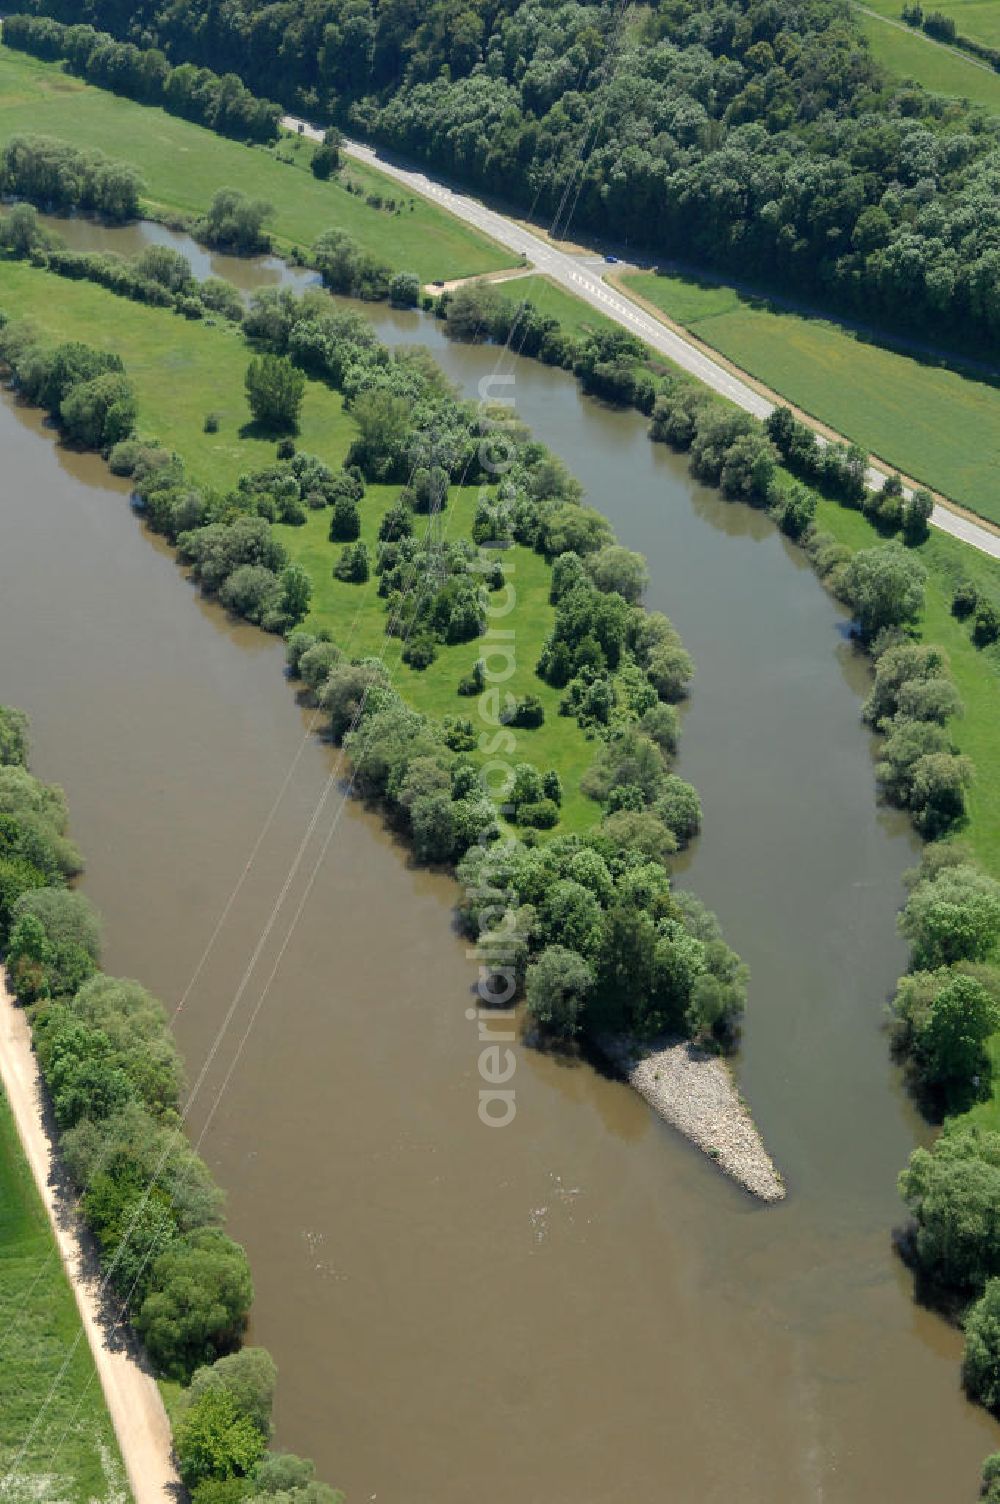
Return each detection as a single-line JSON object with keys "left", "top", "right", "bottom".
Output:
{"left": 1, "top": 218, "right": 996, "bottom": 1501}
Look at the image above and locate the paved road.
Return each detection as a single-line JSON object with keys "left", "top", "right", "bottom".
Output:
{"left": 284, "top": 116, "right": 1000, "bottom": 562}
{"left": 0, "top": 970, "right": 177, "bottom": 1504}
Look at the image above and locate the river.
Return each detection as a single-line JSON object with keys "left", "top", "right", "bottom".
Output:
{"left": 1, "top": 217, "right": 996, "bottom": 1501}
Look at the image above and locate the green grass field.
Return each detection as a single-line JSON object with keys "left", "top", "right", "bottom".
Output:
{"left": 854, "top": 3, "right": 1000, "bottom": 106}
{"left": 0, "top": 46, "right": 513, "bottom": 284}
{"left": 810, "top": 495, "right": 1000, "bottom": 878}
{"left": 620, "top": 270, "right": 1000, "bottom": 525}
{"left": 861, "top": 0, "right": 1000, "bottom": 46}
{"left": 0, "top": 259, "right": 604, "bottom": 831}
{"left": 505, "top": 274, "right": 624, "bottom": 342}
{"left": 0, "top": 1090, "right": 126, "bottom": 1501}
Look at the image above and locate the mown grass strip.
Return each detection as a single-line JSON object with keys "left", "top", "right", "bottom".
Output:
{"left": 0, "top": 1088, "right": 126, "bottom": 1502}
{"left": 854, "top": 3, "right": 1000, "bottom": 106}
{"left": 621, "top": 268, "right": 1000, "bottom": 525}
{"left": 862, "top": 0, "right": 1000, "bottom": 48}
{"left": 0, "top": 46, "right": 513, "bottom": 284}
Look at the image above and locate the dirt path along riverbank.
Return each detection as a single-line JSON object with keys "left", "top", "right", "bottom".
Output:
{"left": 0, "top": 969, "right": 177, "bottom": 1504}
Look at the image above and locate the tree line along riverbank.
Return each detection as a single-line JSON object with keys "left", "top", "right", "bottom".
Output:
{"left": 3, "top": 132, "right": 1000, "bottom": 1503}
{"left": 0, "top": 212, "right": 789, "bottom": 1484}
{"left": 5, "top": 1, "right": 1000, "bottom": 365}
{"left": 0, "top": 246, "right": 758, "bottom": 1060}
{"left": 0, "top": 704, "right": 345, "bottom": 1500}
{"left": 2, "top": 193, "right": 999, "bottom": 1059}
{"left": 2, "top": 32, "right": 1000, "bottom": 535}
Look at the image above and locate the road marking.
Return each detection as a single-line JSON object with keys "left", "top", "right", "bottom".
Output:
{"left": 279, "top": 116, "right": 1000, "bottom": 560}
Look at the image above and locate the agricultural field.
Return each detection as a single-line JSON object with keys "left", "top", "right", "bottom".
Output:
{"left": 0, "top": 1090, "right": 125, "bottom": 1502}
{"left": 620, "top": 269, "right": 1000, "bottom": 525}
{"left": 0, "top": 260, "right": 604, "bottom": 833}
{"left": 861, "top": 0, "right": 1000, "bottom": 46}
{"left": 0, "top": 46, "right": 513, "bottom": 284}
{"left": 854, "top": 2, "right": 1000, "bottom": 105}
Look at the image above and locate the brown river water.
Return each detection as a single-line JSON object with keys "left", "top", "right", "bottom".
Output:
{"left": 1, "top": 217, "right": 997, "bottom": 1501}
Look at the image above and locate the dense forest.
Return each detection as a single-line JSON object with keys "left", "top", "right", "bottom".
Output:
{"left": 6, "top": 0, "right": 1000, "bottom": 354}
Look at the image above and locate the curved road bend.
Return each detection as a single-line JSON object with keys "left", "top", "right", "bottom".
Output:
{"left": 0, "top": 971, "right": 177, "bottom": 1503}
{"left": 284, "top": 116, "right": 1000, "bottom": 563}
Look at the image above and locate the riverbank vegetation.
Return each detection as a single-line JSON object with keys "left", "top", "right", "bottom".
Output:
{"left": 14, "top": 0, "right": 1000, "bottom": 366}
{"left": 0, "top": 251, "right": 749, "bottom": 1060}
{"left": 0, "top": 42, "right": 512, "bottom": 284}
{"left": 618, "top": 269, "right": 1000, "bottom": 526}
{"left": 0, "top": 1084, "right": 126, "bottom": 1500}
{"left": 425, "top": 272, "right": 1000, "bottom": 882}
{"left": 1, "top": 132, "right": 142, "bottom": 222}
{"left": 0, "top": 704, "right": 344, "bottom": 1501}
{"left": 628, "top": 265, "right": 1000, "bottom": 1468}
{"left": 6, "top": 29, "right": 999, "bottom": 536}
{"left": 891, "top": 843, "right": 1000, "bottom": 1461}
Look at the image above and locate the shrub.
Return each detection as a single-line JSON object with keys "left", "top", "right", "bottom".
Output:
{"left": 517, "top": 798, "right": 559, "bottom": 830}
{"left": 525, "top": 946, "right": 594, "bottom": 1039}
{"left": 388, "top": 271, "right": 421, "bottom": 307}
{"left": 402, "top": 633, "right": 437, "bottom": 669}
{"left": 175, "top": 1387, "right": 266, "bottom": 1488}
{"left": 137, "top": 1229, "right": 253, "bottom": 1380}
{"left": 219, "top": 565, "right": 282, "bottom": 625}
{"left": 245, "top": 355, "right": 305, "bottom": 433}
{"left": 899, "top": 1129, "right": 1000, "bottom": 1292}
{"left": 952, "top": 581, "right": 978, "bottom": 620}
{"left": 0, "top": 134, "right": 143, "bottom": 220}
{"left": 457, "top": 661, "right": 485, "bottom": 697}
{"left": 329, "top": 495, "right": 361, "bottom": 542}
{"left": 900, "top": 863, "right": 1000, "bottom": 969}
{"left": 964, "top": 1280, "right": 1000, "bottom": 1409}
{"left": 190, "top": 1348, "right": 277, "bottom": 1439}
{"left": 902, "top": 488, "right": 933, "bottom": 544}
{"left": 840, "top": 544, "right": 926, "bottom": 641}
{"left": 973, "top": 602, "right": 1000, "bottom": 648}
{"left": 913, "top": 974, "right": 999, "bottom": 1107}
{"left": 598, "top": 810, "right": 677, "bottom": 865}
{"left": 60, "top": 372, "right": 136, "bottom": 449}
{"left": 655, "top": 776, "right": 702, "bottom": 847}
{"left": 333, "top": 542, "right": 370, "bottom": 584}
{"left": 180, "top": 517, "right": 287, "bottom": 595}
{"left": 502, "top": 695, "right": 545, "bottom": 729}
{"left": 310, "top": 143, "right": 340, "bottom": 180}
{"left": 199, "top": 189, "right": 272, "bottom": 253}
{"left": 0, "top": 706, "right": 30, "bottom": 767}
{"left": 321, "top": 662, "right": 390, "bottom": 741}
{"left": 581, "top": 732, "right": 667, "bottom": 808}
